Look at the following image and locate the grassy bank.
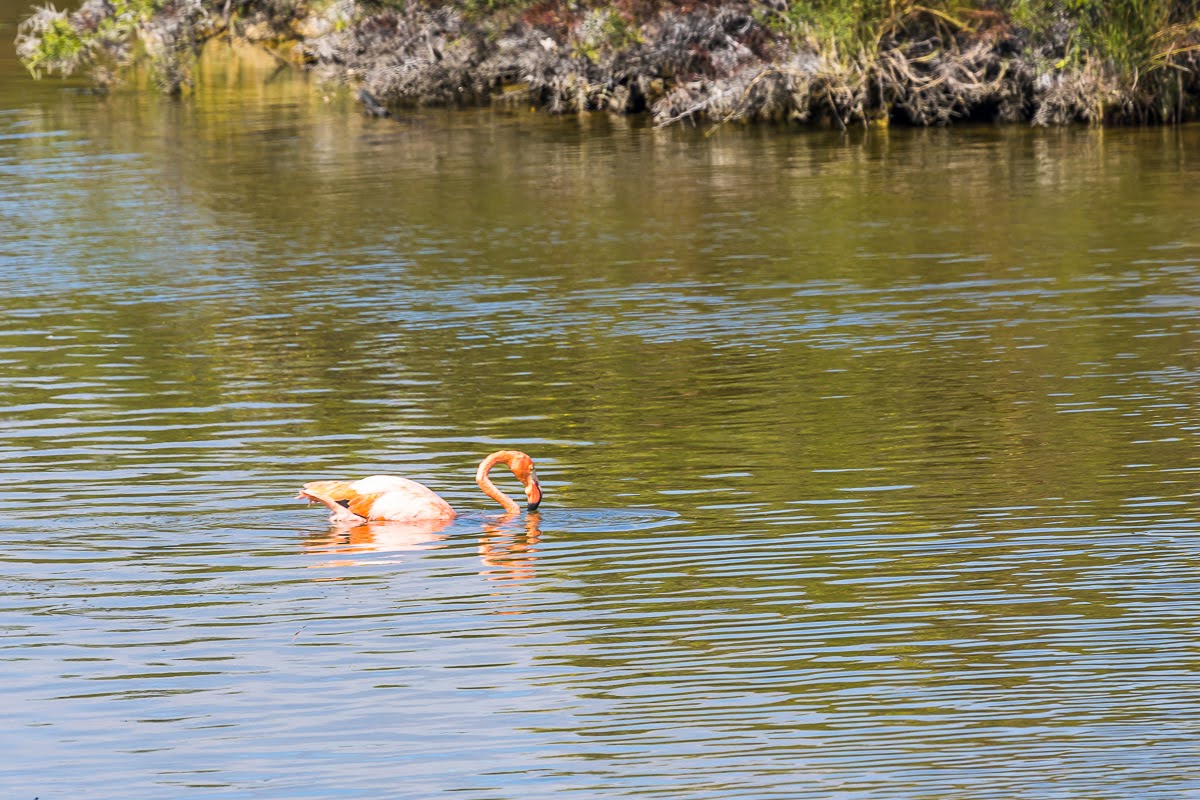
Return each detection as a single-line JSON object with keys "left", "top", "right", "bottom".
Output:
{"left": 16, "top": 0, "right": 1200, "bottom": 125}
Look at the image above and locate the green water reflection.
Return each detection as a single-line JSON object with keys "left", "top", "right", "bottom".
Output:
{"left": 2, "top": 28, "right": 1200, "bottom": 800}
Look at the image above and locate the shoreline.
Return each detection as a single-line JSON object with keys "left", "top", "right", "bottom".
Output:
{"left": 15, "top": 1, "right": 1200, "bottom": 127}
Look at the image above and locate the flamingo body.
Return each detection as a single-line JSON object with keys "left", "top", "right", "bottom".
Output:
{"left": 299, "top": 476, "right": 456, "bottom": 523}
{"left": 298, "top": 450, "right": 541, "bottom": 524}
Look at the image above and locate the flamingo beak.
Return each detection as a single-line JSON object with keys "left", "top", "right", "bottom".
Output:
{"left": 525, "top": 477, "right": 542, "bottom": 512}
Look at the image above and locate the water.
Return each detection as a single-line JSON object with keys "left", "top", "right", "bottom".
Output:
{"left": 3, "top": 20, "right": 1200, "bottom": 799}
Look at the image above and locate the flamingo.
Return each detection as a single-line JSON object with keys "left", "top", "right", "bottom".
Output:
{"left": 297, "top": 450, "right": 542, "bottom": 524}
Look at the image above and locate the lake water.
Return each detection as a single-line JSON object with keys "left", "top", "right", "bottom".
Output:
{"left": 3, "top": 18, "right": 1200, "bottom": 800}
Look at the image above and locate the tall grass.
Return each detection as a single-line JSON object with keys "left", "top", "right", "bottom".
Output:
{"left": 1009, "top": 0, "right": 1200, "bottom": 68}
{"left": 781, "top": 0, "right": 1200, "bottom": 77}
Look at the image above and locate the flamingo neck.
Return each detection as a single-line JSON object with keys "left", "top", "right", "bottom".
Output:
{"left": 476, "top": 452, "right": 521, "bottom": 514}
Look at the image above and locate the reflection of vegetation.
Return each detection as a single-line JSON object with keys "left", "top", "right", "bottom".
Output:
{"left": 16, "top": 0, "right": 1200, "bottom": 123}
{"left": 5, "top": 78, "right": 1199, "bottom": 514}
{"left": 6, "top": 85, "right": 1200, "bottom": 773}
{"left": 6, "top": 92, "right": 1200, "bottom": 738}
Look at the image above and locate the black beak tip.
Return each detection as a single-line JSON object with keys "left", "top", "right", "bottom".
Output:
{"left": 526, "top": 500, "right": 541, "bottom": 512}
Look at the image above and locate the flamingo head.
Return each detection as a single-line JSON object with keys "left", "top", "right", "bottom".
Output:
{"left": 508, "top": 451, "right": 542, "bottom": 512}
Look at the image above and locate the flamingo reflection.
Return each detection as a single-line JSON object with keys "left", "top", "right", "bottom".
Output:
{"left": 302, "top": 512, "right": 542, "bottom": 582}
{"left": 302, "top": 517, "right": 453, "bottom": 568}
{"left": 478, "top": 512, "right": 542, "bottom": 583}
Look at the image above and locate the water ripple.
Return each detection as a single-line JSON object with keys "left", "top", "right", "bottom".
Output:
{"left": 4, "top": 95, "right": 1200, "bottom": 799}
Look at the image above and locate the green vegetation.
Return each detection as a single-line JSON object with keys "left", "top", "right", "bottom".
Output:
{"left": 1011, "top": 0, "right": 1200, "bottom": 67}
{"left": 17, "top": 8, "right": 87, "bottom": 78}
{"left": 16, "top": 0, "right": 1200, "bottom": 124}
{"left": 16, "top": 0, "right": 212, "bottom": 91}
{"left": 776, "top": 0, "right": 1200, "bottom": 77}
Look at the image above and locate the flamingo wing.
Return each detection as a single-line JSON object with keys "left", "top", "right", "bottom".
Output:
{"left": 300, "top": 480, "right": 358, "bottom": 504}
{"left": 298, "top": 479, "right": 382, "bottom": 520}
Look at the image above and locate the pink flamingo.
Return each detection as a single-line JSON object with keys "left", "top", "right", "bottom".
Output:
{"left": 297, "top": 450, "right": 542, "bottom": 524}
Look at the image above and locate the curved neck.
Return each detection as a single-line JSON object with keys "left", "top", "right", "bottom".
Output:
{"left": 476, "top": 452, "right": 521, "bottom": 514}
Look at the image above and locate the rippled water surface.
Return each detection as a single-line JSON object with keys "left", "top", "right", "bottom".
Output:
{"left": 3, "top": 21, "right": 1200, "bottom": 800}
